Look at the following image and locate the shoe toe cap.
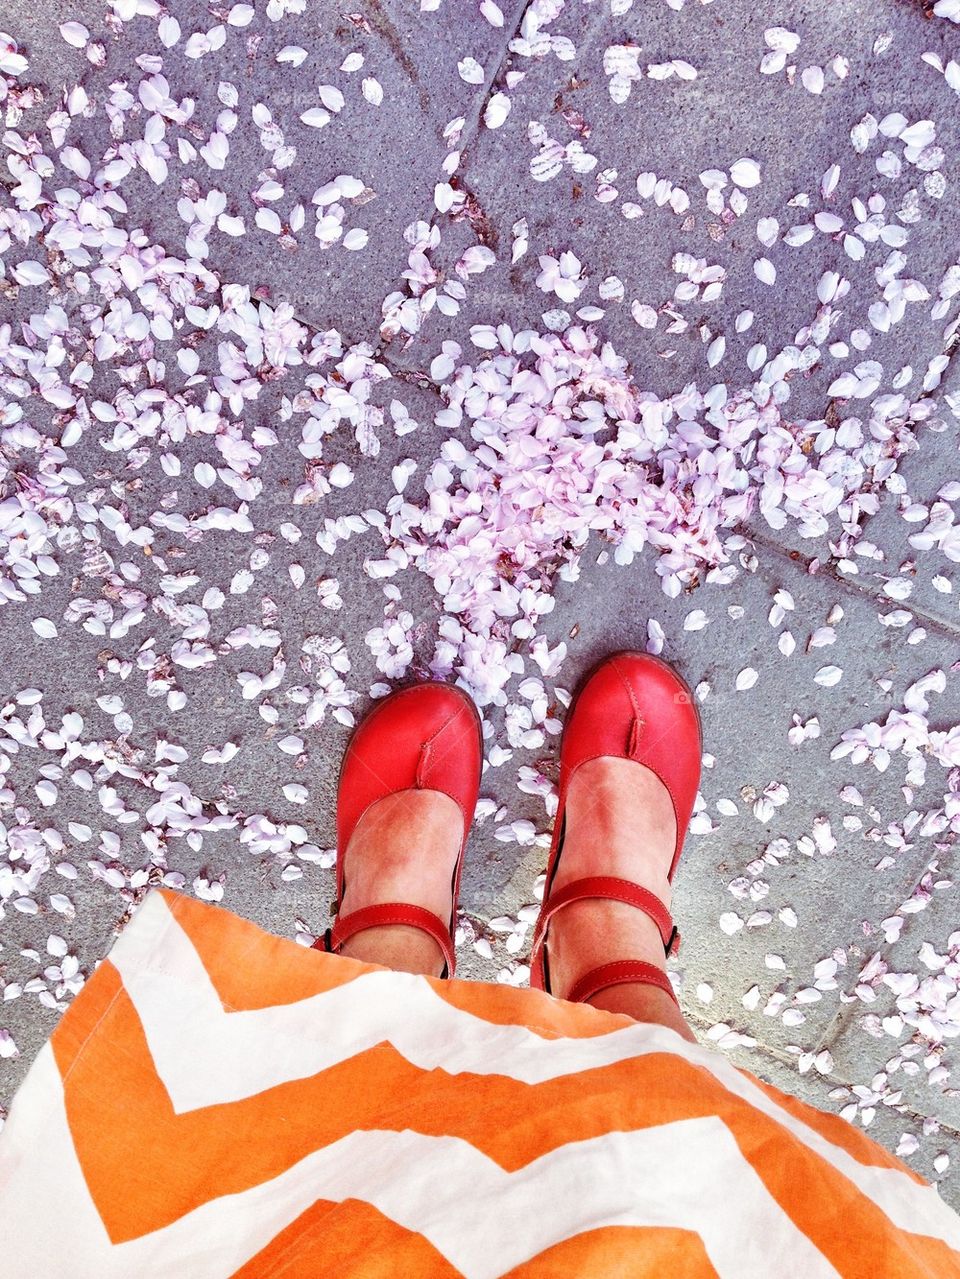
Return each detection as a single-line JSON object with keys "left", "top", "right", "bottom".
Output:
{"left": 338, "top": 682, "right": 482, "bottom": 851}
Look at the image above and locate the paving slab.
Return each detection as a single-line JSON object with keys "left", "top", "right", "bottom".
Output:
{"left": 839, "top": 370, "right": 960, "bottom": 631}
{"left": 5, "top": 0, "right": 528, "bottom": 339}
{"left": 391, "top": 0, "right": 960, "bottom": 397}
{"left": 821, "top": 857, "right": 960, "bottom": 1135}
{"left": 379, "top": 0, "right": 960, "bottom": 596}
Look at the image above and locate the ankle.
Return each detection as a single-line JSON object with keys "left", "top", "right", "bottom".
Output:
{"left": 589, "top": 982, "right": 695, "bottom": 1040}
{"left": 339, "top": 924, "right": 447, "bottom": 977}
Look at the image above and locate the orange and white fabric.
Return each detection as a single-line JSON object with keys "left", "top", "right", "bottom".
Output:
{"left": 1, "top": 888, "right": 958, "bottom": 1278}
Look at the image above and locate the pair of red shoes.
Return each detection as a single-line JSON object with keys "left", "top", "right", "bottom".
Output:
{"left": 316, "top": 652, "right": 702, "bottom": 1006}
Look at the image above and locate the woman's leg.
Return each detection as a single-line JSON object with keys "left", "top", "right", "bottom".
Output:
{"left": 541, "top": 756, "right": 697, "bottom": 1041}
{"left": 335, "top": 790, "right": 460, "bottom": 978}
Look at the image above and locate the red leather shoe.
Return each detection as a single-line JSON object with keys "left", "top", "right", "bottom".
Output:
{"left": 529, "top": 652, "right": 701, "bottom": 1005}
{"left": 315, "top": 681, "right": 482, "bottom": 978}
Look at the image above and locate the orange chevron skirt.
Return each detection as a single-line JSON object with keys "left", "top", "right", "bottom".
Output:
{"left": 1, "top": 889, "right": 958, "bottom": 1278}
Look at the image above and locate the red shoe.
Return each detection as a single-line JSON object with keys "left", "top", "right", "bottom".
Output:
{"left": 315, "top": 682, "right": 483, "bottom": 978}
{"left": 529, "top": 652, "right": 701, "bottom": 1005}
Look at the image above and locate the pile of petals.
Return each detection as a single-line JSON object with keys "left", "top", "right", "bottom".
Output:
{"left": 368, "top": 323, "right": 932, "bottom": 702}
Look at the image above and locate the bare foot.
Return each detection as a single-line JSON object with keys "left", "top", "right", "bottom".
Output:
{"left": 542, "top": 757, "right": 695, "bottom": 1039}
{"left": 336, "top": 790, "right": 463, "bottom": 977}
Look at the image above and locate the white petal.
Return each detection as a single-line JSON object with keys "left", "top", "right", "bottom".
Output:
{"left": 729, "top": 157, "right": 761, "bottom": 188}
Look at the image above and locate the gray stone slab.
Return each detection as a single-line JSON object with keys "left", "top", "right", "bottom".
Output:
{"left": 820, "top": 857, "right": 960, "bottom": 1137}
{"left": 0, "top": 356, "right": 450, "bottom": 1102}
{"left": 381, "top": 0, "right": 960, "bottom": 573}
{"left": 392, "top": 0, "right": 960, "bottom": 388}
{"left": 838, "top": 378, "right": 960, "bottom": 632}
{"left": 5, "top": 0, "right": 527, "bottom": 339}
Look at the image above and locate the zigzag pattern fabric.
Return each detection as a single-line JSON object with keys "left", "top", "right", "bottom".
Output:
{"left": 2, "top": 889, "right": 959, "bottom": 1278}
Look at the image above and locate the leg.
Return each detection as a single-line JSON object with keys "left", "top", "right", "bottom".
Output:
{"left": 542, "top": 757, "right": 697, "bottom": 1041}
{"left": 335, "top": 790, "right": 461, "bottom": 978}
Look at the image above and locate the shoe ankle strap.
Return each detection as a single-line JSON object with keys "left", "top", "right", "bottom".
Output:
{"left": 568, "top": 959, "right": 679, "bottom": 1006}
{"left": 531, "top": 874, "right": 677, "bottom": 960}
{"left": 315, "top": 902, "right": 456, "bottom": 978}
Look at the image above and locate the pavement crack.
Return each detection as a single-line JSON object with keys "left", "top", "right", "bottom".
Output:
{"left": 740, "top": 524, "right": 960, "bottom": 642}
{"left": 457, "top": 0, "right": 534, "bottom": 155}
{"left": 359, "top": 0, "right": 432, "bottom": 117}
